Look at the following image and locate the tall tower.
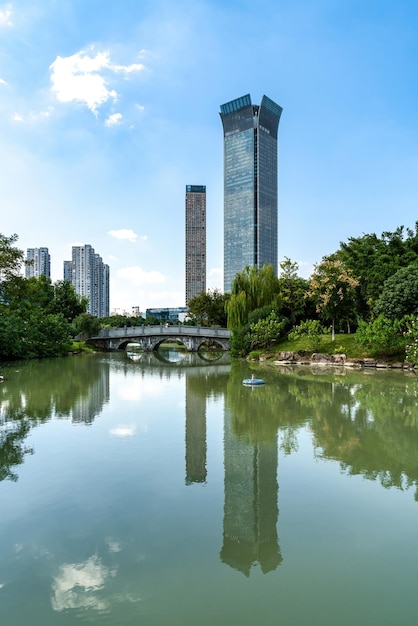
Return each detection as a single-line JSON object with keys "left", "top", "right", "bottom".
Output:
{"left": 68, "top": 245, "right": 109, "bottom": 317}
{"left": 185, "top": 185, "right": 206, "bottom": 305}
{"left": 220, "top": 94, "right": 283, "bottom": 293}
{"left": 25, "top": 247, "right": 51, "bottom": 279}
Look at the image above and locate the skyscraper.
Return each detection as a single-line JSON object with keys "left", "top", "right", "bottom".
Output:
{"left": 25, "top": 247, "right": 51, "bottom": 279}
{"left": 220, "top": 94, "right": 283, "bottom": 293}
{"left": 65, "top": 244, "right": 109, "bottom": 317}
{"left": 185, "top": 185, "right": 206, "bottom": 304}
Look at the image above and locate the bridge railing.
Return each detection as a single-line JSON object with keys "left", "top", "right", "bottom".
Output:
{"left": 97, "top": 325, "right": 230, "bottom": 339}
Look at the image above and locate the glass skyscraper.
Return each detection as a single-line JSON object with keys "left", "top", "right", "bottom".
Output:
{"left": 220, "top": 94, "right": 283, "bottom": 293}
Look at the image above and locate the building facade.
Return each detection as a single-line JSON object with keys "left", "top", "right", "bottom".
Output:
{"left": 25, "top": 247, "right": 51, "bottom": 279}
{"left": 65, "top": 245, "right": 109, "bottom": 317}
{"left": 185, "top": 185, "right": 206, "bottom": 305}
{"left": 220, "top": 94, "right": 283, "bottom": 293}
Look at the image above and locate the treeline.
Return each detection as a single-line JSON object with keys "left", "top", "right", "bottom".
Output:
{"left": 187, "top": 223, "right": 418, "bottom": 359}
{"left": 0, "top": 234, "right": 89, "bottom": 360}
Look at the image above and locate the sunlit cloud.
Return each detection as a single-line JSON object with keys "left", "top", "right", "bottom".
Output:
{"left": 50, "top": 48, "right": 146, "bottom": 115}
{"left": 108, "top": 228, "right": 142, "bottom": 243}
{"left": 105, "top": 112, "right": 122, "bottom": 127}
{"left": 0, "top": 78, "right": 7, "bottom": 85}
{"left": 117, "top": 266, "right": 165, "bottom": 286}
{"left": 0, "top": 5, "right": 12, "bottom": 27}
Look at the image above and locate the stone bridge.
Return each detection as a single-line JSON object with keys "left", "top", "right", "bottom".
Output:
{"left": 87, "top": 325, "right": 231, "bottom": 352}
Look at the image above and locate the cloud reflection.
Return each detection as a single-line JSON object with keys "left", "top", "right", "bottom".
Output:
{"left": 51, "top": 555, "right": 116, "bottom": 612}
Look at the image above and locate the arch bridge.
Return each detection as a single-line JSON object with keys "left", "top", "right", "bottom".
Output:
{"left": 87, "top": 325, "right": 231, "bottom": 352}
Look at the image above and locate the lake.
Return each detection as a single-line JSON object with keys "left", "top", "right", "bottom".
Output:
{"left": 1, "top": 351, "right": 418, "bottom": 625}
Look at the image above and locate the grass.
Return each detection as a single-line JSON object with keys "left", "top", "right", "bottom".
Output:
{"left": 267, "top": 333, "right": 406, "bottom": 362}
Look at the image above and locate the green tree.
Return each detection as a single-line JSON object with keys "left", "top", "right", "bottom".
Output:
{"left": 374, "top": 265, "right": 418, "bottom": 320}
{"left": 50, "top": 280, "right": 88, "bottom": 322}
{"left": 247, "top": 311, "right": 286, "bottom": 350}
{"left": 277, "top": 257, "right": 309, "bottom": 325}
{"left": 73, "top": 313, "right": 101, "bottom": 339}
{"left": 0, "top": 233, "right": 24, "bottom": 280}
{"left": 226, "top": 265, "right": 278, "bottom": 330}
{"left": 187, "top": 289, "right": 229, "bottom": 327}
{"left": 307, "top": 258, "right": 359, "bottom": 340}
{"left": 355, "top": 315, "right": 405, "bottom": 357}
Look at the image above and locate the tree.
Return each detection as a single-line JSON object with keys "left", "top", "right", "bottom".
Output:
{"left": 50, "top": 280, "right": 88, "bottom": 322}
{"left": 374, "top": 265, "right": 418, "bottom": 320}
{"left": 226, "top": 265, "right": 278, "bottom": 329}
{"left": 73, "top": 313, "right": 101, "bottom": 339}
{"left": 0, "top": 233, "right": 24, "bottom": 280}
{"left": 277, "top": 257, "right": 309, "bottom": 325}
{"left": 187, "top": 289, "right": 229, "bottom": 327}
{"left": 307, "top": 258, "right": 359, "bottom": 340}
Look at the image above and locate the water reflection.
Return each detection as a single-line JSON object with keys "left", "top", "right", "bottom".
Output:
{"left": 221, "top": 405, "right": 282, "bottom": 576}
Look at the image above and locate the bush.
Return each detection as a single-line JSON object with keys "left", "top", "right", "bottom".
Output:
{"left": 288, "top": 319, "right": 327, "bottom": 352}
{"left": 355, "top": 315, "right": 405, "bottom": 357}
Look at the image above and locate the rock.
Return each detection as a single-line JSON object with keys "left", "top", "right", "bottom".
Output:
{"left": 276, "top": 351, "right": 296, "bottom": 362}
{"left": 311, "top": 353, "right": 333, "bottom": 363}
{"left": 363, "top": 358, "right": 377, "bottom": 367}
{"left": 332, "top": 354, "right": 346, "bottom": 365}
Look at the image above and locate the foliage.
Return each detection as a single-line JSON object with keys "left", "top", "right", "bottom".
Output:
{"left": 227, "top": 265, "right": 278, "bottom": 329}
{"left": 277, "top": 257, "right": 310, "bottom": 325}
{"left": 404, "top": 316, "right": 418, "bottom": 364}
{"left": 288, "top": 319, "right": 328, "bottom": 352}
{"left": 338, "top": 223, "right": 418, "bottom": 318}
{"left": 0, "top": 233, "right": 24, "bottom": 281}
{"left": 355, "top": 315, "right": 405, "bottom": 357}
{"left": 307, "top": 258, "right": 359, "bottom": 338}
{"left": 187, "top": 289, "right": 229, "bottom": 327}
{"left": 374, "top": 265, "right": 418, "bottom": 320}
{"left": 50, "top": 280, "right": 88, "bottom": 322}
{"left": 73, "top": 313, "right": 102, "bottom": 339}
{"left": 247, "top": 311, "right": 287, "bottom": 351}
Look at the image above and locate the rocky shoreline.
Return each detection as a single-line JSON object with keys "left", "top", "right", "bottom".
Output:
{"left": 258, "top": 351, "right": 413, "bottom": 370}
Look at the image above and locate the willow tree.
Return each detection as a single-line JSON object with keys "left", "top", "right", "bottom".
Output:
{"left": 226, "top": 264, "right": 278, "bottom": 330}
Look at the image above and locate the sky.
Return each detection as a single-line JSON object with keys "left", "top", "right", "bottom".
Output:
{"left": 1, "top": 0, "right": 418, "bottom": 314}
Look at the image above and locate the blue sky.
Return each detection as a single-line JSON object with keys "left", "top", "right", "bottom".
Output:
{"left": 1, "top": 0, "right": 418, "bottom": 313}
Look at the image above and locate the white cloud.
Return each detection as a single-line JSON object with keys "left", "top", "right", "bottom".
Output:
{"left": 105, "top": 112, "right": 122, "bottom": 127}
{"left": 50, "top": 48, "right": 145, "bottom": 115}
{"left": 0, "top": 78, "right": 7, "bottom": 85}
{"left": 0, "top": 5, "right": 12, "bottom": 27}
{"left": 108, "top": 229, "right": 138, "bottom": 243}
{"left": 116, "top": 266, "right": 165, "bottom": 287}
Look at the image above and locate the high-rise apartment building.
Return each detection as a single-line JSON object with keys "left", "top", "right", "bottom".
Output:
{"left": 185, "top": 185, "right": 206, "bottom": 304}
{"left": 220, "top": 94, "right": 283, "bottom": 293}
{"left": 65, "top": 245, "right": 109, "bottom": 317}
{"left": 25, "top": 247, "right": 51, "bottom": 279}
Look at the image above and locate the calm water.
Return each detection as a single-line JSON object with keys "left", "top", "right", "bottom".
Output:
{"left": 1, "top": 351, "right": 418, "bottom": 625}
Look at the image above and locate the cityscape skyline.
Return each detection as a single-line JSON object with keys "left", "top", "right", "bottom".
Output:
{"left": 1, "top": 1, "right": 418, "bottom": 312}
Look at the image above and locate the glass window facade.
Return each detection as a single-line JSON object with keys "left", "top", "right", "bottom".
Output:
{"left": 220, "top": 94, "right": 282, "bottom": 293}
{"left": 185, "top": 185, "right": 206, "bottom": 305}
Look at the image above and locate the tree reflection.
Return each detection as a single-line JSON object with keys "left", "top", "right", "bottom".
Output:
{"left": 0, "top": 356, "right": 110, "bottom": 481}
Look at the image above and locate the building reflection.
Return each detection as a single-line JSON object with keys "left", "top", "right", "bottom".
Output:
{"left": 185, "top": 376, "right": 207, "bottom": 484}
{"left": 71, "top": 360, "right": 110, "bottom": 424}
{"left": 220, "top": 407, "right": 282, "bottom": 576}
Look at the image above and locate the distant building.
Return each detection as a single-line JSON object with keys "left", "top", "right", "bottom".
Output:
{"left": 64, "top": 244, "right": 109, "bottom": 317}
{"left": 25, "top": 247, "right": 51, "bottom": 279}
{"left": 146, "top": 307, "right": 188, "bottom": 323}
{"left": 63, "top": 260, "right": 72, "bottom": 282}
{"left": 220, "top": 94, "right": 283, "bottom": 292}
{"left": 185, "top": 185, "right": 206, "bottom": 304}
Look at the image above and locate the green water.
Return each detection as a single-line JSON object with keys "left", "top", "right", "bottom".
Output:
{"left": 1, "top": 352, "right": 418, "bottom": 625}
